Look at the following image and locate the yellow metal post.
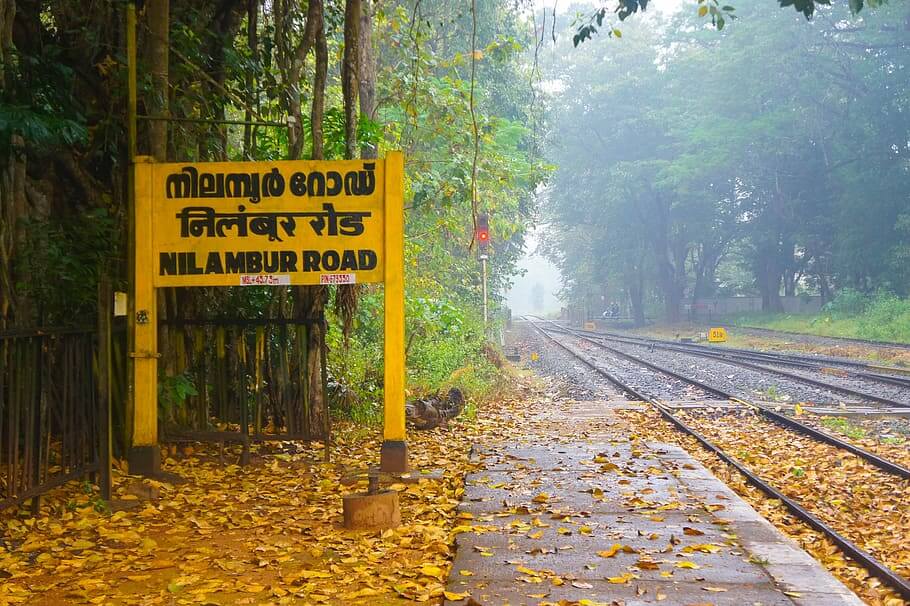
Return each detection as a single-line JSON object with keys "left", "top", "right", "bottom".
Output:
{"left": 128, "top": 157, "right": 160, "bottom": 475}
{"left": 380, "top": 151, "right": 407, "bottom": 472}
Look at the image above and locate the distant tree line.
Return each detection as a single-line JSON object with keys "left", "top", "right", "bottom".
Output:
{"left": 542, "top": 0, "right": 910, "bottom": 323}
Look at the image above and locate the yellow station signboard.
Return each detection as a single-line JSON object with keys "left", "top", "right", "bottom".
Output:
{"left": 130, "top": 153, "right": 407, "bottom": 475}
{"left": 137, "top": 158, "right": 388, "bottom": 287}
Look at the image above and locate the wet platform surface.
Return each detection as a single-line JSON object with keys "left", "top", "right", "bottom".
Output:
{"left": 444, "top": 398, "right": 863, "bottom": 606}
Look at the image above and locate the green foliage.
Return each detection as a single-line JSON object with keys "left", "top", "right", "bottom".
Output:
{"left": 821, "top": 417, "right": 867, "bottom": 440}
{"left": 822, "top": 289, "right": 870, "bottom": 318}
{"left": 158, "top": 371, "right": 199, "bottom": 425}
{"left": 856, "top": 294, "right": 910, "bottom": 343}
{"left": 14, "top": 208, "right": 118, "bottom": 324}
{"left": 300, "top": 109, "right": 383, "bottom": 160}
{"left": 547, "top": 0, "right": 910, "bottom": 322}
{"left": 574, "top": 0, "right": 880, "bottom": 46}
{"left": 0, "top": 104, "right": 87, "bottom": 153}
{"left": 0, "top": 46, "right": 89, "bottom": 156}
{"left": 734, "top": 291, "right": 910, "bottom": 344}
{"left": 326, "top": 288, "right": 503, "bottom": 424}
{"left": 763, "top": 385, "right": 785, "bottom": 401}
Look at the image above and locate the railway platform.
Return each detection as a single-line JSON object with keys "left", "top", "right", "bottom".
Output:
{"left": 444, "top": 396, "right": 863, "bottom": 605}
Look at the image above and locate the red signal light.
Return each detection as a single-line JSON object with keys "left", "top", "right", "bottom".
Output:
{"left": 477, "top": 213, "right": 490, "bottom": 249}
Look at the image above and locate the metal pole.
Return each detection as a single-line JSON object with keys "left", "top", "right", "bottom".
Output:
{"left": 97, "top": 277, "right": 112, "bottom": 501}
{"left": 481, "top": 255, "right": 488, "bottom": 331}
{"left": 125, "top": 0, "right": 137, "bottom": 456}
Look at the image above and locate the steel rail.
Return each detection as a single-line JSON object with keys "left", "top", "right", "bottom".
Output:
{"left": 525, "top": 318, "right": 910, "bottom": 601}
{"left": 533, "top": 318, "right": 910, "bottom": 479}
{"left": 565, "top": 326, "right": 910, "bottom": 409}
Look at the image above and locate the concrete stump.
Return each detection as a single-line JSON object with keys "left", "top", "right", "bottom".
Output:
{"left": 342, "top": 490, "right": 401, "bottom": 530}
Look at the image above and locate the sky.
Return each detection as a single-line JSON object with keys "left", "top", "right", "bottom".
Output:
{"left": 505, "top": 224, "right": 563, "bottom": 317}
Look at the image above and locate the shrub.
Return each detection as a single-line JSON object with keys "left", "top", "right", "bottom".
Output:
{"left": 856, "top": 293, "right": 910, "bottom": 342}
{"left": 326, "top": 290, "right": 504, "bottom": 424}
{"left": 822, "top": 288, "right": 870, "bottom": 318}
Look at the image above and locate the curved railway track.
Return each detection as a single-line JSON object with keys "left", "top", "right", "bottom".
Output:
{"left": 524, "top": 316, "right": 910, "bottom": 602}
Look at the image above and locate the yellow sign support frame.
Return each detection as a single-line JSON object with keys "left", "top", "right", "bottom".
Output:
{"left": 127, "top": 152, "right": 408, "bottom": 475}
{"left": 380, "top": 152, "right": 407, "bottom": 472}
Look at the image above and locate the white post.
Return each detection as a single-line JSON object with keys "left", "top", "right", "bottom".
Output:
{"left": 480, "top": 254, "right": 488, "bottom": 332}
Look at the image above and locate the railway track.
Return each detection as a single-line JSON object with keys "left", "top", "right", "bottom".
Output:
{"left": 734, "top": 324, "right": 910, "bottom": 352}
{"left": 557, "top": 324, "right": 910, "bottom": 409}
{"left": 598, "top": 327, "right": 910, "bottom": 383}
{"left": 572, "top": 325, "right": 910, "bottom": 382}
{"left": 532, "top": 318, "right": 910, "bottom": 478}
{"left": 524, "top": 316, "right": 910, "bottom": 601}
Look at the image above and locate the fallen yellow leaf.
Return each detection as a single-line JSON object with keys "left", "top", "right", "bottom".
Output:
{"left": 443, "top": 590, "right": 470, "bottom": 600}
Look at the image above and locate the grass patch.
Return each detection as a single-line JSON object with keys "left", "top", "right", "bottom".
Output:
{"left": 728, "top": 291, "right": 910, "bottom": 344}
{"left": 820, "top": 417, "right": 866, "bottom": 440}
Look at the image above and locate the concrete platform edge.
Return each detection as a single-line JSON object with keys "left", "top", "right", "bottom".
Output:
{"left": 646, "top": 441, "right": 865, "bottom": 606}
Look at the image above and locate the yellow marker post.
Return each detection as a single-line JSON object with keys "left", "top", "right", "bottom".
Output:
{"left": 129, "top": 157, "right": 161, "bottom": 475}
{"left": 708, "top": 327, "right": 728, "bottom": 343}
{"left": 380, "top": 151, "right": 407, "bottom": 472}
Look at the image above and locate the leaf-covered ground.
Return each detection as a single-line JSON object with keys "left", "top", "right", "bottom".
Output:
{"left": 0, "top": 378, "right": 540, "bottom": 606}
{"left": 618, "top": 407, "right": 910, "bottom": 606}
{"left": 4, "top": 366, "right": 907, "bottom": 605}
{"left": 796, "top": 412, "right": 910, "bottom": 469}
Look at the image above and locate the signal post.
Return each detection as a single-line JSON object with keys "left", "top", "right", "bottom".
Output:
{"left": 477, "top": 213, "right": 490, "bottom": 330}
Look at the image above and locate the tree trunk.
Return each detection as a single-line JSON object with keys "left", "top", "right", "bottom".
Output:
{"left": 243, "top": 0, "right": 259, "bottom": 160}
{"left": 280, "top": 0, "right": 329, "bottom": 440}
{"left": 0, "top": 3, "right": 22, "bottom": 328}
{"left": 310, "top": 7, "right": 327, "bottom": 160}
{"left": 819, "top": 272, "right": 832, "bottom": 304}
{"left": 655, "top": 253, "right": 684, "bottom": 324}
{"left": 342, "top": 0, "right": 361, "bottom": 160}
{"left": 336, "top": 0, "right": 365, "bottom": 340}
{"left": 0, "top": 134, "right": 27, "bottom": 328}
{"left": 358, "top": 0, "right": 377, "bottom": 158}
{"left": 0, "top": 0, "right": 13, "bottom": 87}
{"left": 147, "top": 0, "right": 169, "bottom": 161}
{"left": 692, "top": 243, "right": 720, "bottom": 300}
{"left": 758, "top": 254, "right": 784, "bottom": 313}
{"left": 628, "top": 266, "right": 645, "bottom": 327}
{"left": 662, "top": 279, "right": 682, "bottom": 323}
{"left": 202, "top": 0, "right": 243, "bottom": 160}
